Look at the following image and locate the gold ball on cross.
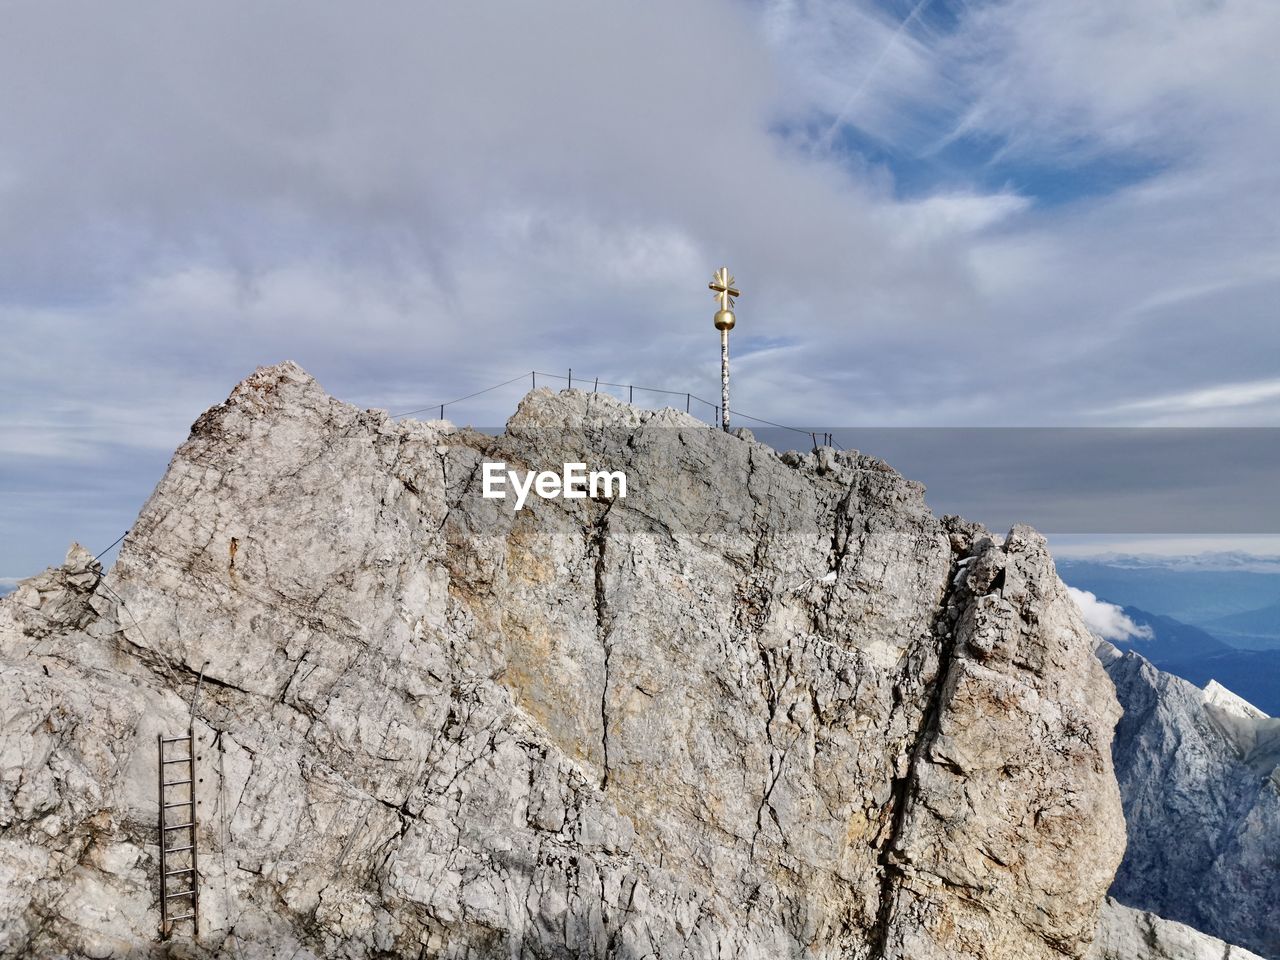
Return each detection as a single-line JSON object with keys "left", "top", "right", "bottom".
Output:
{"left": 714, "top": 308, "right": 736, "bottom": 331}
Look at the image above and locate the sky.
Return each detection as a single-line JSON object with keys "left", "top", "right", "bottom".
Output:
{"left": 2, "top": 0, "right": 1279, "bottom": 581}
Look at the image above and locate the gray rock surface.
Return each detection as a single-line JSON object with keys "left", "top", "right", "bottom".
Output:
{"left": 1091, "top": 899, "right": 1266, "bottom": 960}
{"left": 0, "top": 362, "right": 1125, "bottom": 959}
{"left": 1101, "top": 643, "right": 1280, "bottom": 958}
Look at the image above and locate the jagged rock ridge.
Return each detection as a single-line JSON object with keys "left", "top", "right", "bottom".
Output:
{"left": 1100, "top": 642, "right": 1280, "bottom": 958}
{"left": 1, "top": 362, "right": 1124, "bottom": 959}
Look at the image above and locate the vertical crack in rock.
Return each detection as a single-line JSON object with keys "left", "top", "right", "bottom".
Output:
{"left": 828, "top": 479, "right": 858, "bottom": 584}
{"left": 751, "top": 638, "right": 785, "bottom": 856}
{"left": 869, "top": 539, "right": 971, "bottom": 960}
{"left": 591, "top": 502, "right": 614, "bottom": 790}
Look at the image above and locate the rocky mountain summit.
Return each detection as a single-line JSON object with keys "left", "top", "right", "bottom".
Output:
{"left": 1100, "top": 643, "right": 1280, "bottom": 958}
{"left": 0, "top": 361, "right": 1164, "bottom": 958}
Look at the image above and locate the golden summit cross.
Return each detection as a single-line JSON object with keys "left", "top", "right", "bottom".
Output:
{"left": 709, "top": 267, "right": 740, "bottom": 312}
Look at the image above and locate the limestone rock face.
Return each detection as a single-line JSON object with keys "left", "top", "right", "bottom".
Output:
{"left": 0, "top": 362, "right": 1124, "bottom": 959}
{"left": 1091, "top": 899, "right": 1267, "bottom": 960}
{"left": 1101, "top": 644, "right": 1280, "bottom": 958}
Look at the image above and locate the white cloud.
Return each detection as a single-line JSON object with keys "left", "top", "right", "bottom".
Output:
{"left": 1101, "top": 378, "right": 1280, "bottom": 417}
{"left": 943, "top": 0, "right": 1280, "bottom": 161}
{"left": 1068, "top": 587, "right": 1154, "bottom": 643}
{"left": 2, "top": 0, "right": 1279, "bottom": 574}
{"left": 888, "top": 191, "right": 1031, "bottom": 242}
{"left": 762, "top": 0, "right": 951, "bottom": 150}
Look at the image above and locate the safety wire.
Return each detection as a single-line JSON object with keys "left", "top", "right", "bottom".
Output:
{"left": 390, "top": 369, "right": 844, "bottom": 450}
{"left": 87, "top": 532, "right": 241, "bottom": 954}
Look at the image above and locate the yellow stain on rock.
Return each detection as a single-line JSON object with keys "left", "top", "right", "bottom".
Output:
{"left": 845, "top": 807, "right": 870, "bottom": 844}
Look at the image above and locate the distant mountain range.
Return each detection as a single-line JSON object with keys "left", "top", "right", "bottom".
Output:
{"left": 1201, "top": 598, "right": 1280, "bottom": 650}
{"left": 1114, "top": 606, "right": 1228, "bottom": 659}
{"left": 1081, "top": 603, "right": 1280, "bottom": 716}
{"left": 1072, "top": 552, "right": 1280, "bottom": 574}
{"left": 1057, "top": 557, "right": 1280, "bottom": 627}
{"left": 1058, "top": 550, "right": 1280, "bottom": 714}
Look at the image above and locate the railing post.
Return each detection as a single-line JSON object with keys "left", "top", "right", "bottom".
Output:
{"left": 568, "top": 369, "right": 572, "bottom": 390}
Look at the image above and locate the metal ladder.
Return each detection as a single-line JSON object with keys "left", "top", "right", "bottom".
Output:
{"left": 157, "top": 729, "right": 199, "bottom": 938}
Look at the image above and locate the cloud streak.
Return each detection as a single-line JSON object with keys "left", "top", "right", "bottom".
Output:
{"left": 1102, "top": 378, "right": 1280, "bottom": 418}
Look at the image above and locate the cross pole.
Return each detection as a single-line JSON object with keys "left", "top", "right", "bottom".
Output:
{"left": 708, "top": 267, "right": 740, "bottom": 432}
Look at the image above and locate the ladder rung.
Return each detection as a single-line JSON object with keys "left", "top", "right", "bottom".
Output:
{"left": 164, "top": 822, "right": 194, "bottom": 831}
{"left": 162, "top": 735, "right": 192, "bottom": 743}
{"left": 164, "top": 801, "right": 194, "bottom": 809}
{"left": 165, "top": 889, "right": 196, "bottom": 899}
{"left": 167, "top": 913, "right": 196, "bottom": 922}
{"left": 163, "top": 779, "right": 193, "bottom": 786}
{"left": 166, "top": 844, "right": 194, "bottom": 853}
{"left": 162, "top": 757, "right": 193, "bottom": 764}
{"left": 165, "top": 867, "right": 195, "bottom": 877}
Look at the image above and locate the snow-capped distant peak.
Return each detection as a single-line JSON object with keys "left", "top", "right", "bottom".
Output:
{"left": 1203, "top": 680, "right": 1269, "bottom": 720}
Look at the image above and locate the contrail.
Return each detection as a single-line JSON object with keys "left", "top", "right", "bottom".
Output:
{"left": 818, "top": 0, "right": 935, "bottom": 151}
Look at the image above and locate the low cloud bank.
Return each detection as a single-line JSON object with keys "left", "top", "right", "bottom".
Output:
{"left": 1068, "top": 587, "right": 1154, "bottom": 643}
